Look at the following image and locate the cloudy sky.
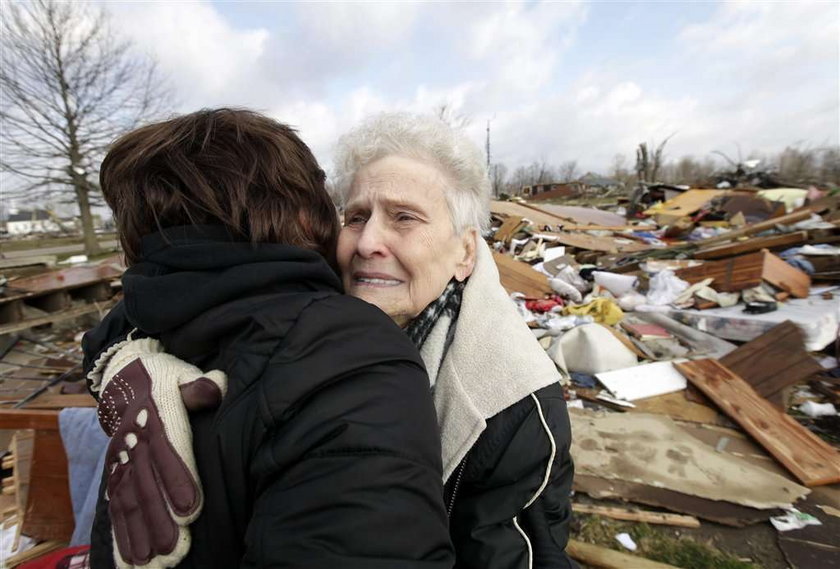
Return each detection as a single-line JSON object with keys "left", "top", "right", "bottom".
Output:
{"left": 105, "top": 0, "right": 838, "bottom": 176}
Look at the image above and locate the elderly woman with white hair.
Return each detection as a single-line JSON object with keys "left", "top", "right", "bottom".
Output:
{"left": 334, "top": 113, "right": 576, "bottom": 569}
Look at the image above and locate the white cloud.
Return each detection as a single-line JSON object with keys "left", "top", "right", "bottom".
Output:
{"left": 107, "top": 2, "right": 270, "bottom": 108}
{"left": 95, "top": 0, "right": 836, "bottom": 178}
{"left": 466, "top": 1, "right": 587, "bottom": 91}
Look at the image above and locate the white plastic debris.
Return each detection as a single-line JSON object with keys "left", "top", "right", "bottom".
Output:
{"left": 593, "top": 271, "right": 638, "bottom": 297}
{"left": 549, "top": 278, "right": 583, "bottom": 303}
{"left": 646, "top": 269, "right": 689, "bottom": 306}
{"left": 799, "top": 401, "right": 837, "bottom": 418}
{"left": 770, "top": 508, "right": 822, "bottom": 532}
{"left": 615, "top": 533, "right": 638, "bottom": 551}
{"left": 617, "top": 291, "right": 647, "bottom": 311}
{"left": 60, "top": 254, "right": 88, "bottom": 264}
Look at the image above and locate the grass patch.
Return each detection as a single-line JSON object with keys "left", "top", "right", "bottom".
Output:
{"left": 574, "top": 514, "right": 758, "bottom": 569}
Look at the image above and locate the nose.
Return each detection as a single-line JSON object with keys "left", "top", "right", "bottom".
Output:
{"left": 355, "top": 216, "right": 390, "bottom": 259}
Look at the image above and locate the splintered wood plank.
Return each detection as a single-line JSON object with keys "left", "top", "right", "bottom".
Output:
{"left": 720, "top": 321, "right": 822, "bottom": 405}
{"left": 674, "top": 359, "right": 840, "bottom": 487}
{"left": 492, "top": 252, "right": 552, "bottom": 298}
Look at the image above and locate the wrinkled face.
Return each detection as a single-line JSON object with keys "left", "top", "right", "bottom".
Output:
{"left": 337, "top": 155, "right": 476, "bottom": 327}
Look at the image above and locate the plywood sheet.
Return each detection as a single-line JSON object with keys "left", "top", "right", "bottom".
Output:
{"left": 570, "top": 410, "right": 809, "bottom": 508}
{"left": 675, "top": 359, "right": 840, "bottom": 487}
{"left": 644, "top": 189, "right": 730, "bottom": 219}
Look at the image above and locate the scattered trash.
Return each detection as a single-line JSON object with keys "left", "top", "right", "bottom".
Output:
{"left": 614, "top": 533, "right": 637, "bottom": 551}
{"left": 770, "top": 508, "right": 823, "bottom": 532}
{"left": 799, "top": 401, "right": 838, "bottom": 418}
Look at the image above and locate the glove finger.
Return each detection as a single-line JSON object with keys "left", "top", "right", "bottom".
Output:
{"left": 110, "top": 464, "right": 152, "bottom": 566}
{"left": 132, "top": 434, "right": 181, "bottom": 554}
{"left": 120, "top": 466, "right": 154, "bottom": 565}
{"left": 179, "top": 376, "right": 223, "bottom": 412}
{"left": 145, "top": 405, "right": 201, "bottom": 518}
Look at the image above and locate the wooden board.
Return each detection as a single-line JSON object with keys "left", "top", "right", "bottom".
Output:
{"left": 21, "top": 429, "right": 74, "bottom": 541}
{"left": 695, "top": 231, "right": 809, "bottom": 260}
{"left": 491, "top": 252, "right": 552, "bottom": 298}
{"left": 720, "top": 321, "right": 822, "bottom": 407}
{"left": 675, "top": 250, "right": 811, "bottom": 298}
{"left": 674, "top": 359, "right": 840, "bottom": 487}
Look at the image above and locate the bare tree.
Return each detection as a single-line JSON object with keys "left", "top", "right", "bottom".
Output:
{"left": 1, "top": 0, "right": 171, "bottom": 254}
{"left": 433, "top": 101, "right": 471, "bottom": 130}
{"left": 490, "top": 163, "right": 507, "bottom": 197}
{"left": 557, "top": 160, "right": 578, "bottom": 183}
{"left": 635, "top": 135, "right": 674, "bottom": 183}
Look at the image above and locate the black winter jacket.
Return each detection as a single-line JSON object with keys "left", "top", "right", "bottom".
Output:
{"left": 83, "top": 226, "right": 454, "bottom": 569}
{"left": 444, "top": 385, "right": 576, "bottom": 569}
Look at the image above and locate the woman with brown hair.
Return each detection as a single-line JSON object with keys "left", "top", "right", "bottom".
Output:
{"left": 82, "top": 108, "right": 453, "bottom": 569}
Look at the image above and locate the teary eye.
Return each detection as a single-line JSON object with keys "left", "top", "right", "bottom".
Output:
{"left": 345, "top": 212, "right": 368, "bottom": 226}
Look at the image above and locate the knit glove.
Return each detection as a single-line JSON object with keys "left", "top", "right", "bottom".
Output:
{"left": 92, "top": 338, "right": 227, "bottom": 569}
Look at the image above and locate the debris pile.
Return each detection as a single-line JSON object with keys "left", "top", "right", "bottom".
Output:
{"left": 0, "top": 256, "right": 119, "bottom": 566}
{"left": 488, "top": 189, "right": 840, "bottom": 568}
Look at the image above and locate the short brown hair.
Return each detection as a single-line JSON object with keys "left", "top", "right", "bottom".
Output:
{"left": 100, "top": 108, "right": 338, "bottom": 265}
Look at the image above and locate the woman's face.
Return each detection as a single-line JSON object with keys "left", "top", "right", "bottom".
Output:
{"left": 337, "top": 155, "right": 476, "bottom": 327}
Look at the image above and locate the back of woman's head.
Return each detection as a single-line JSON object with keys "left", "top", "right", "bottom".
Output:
{"left": 100, "top": 108, "right": 338, "bottom": 265}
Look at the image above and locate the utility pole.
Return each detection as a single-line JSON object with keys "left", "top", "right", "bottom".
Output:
{"left": 486, "top": 119, "right": 492, "bottom": 171}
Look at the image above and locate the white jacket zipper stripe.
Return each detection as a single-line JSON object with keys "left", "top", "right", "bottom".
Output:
{"left": 512, "top": 515, "right": 533, "bottom": 569}
{"left": 524, "top": 393, "right": 556, "bottom": 509}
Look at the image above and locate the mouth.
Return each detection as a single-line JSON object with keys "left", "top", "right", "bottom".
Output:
{"left": 352, "top": 272, "right": 404, "bottom": 288}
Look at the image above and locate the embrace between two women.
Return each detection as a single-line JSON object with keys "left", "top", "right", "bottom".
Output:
{"left": 82, "top": 109, "right": 576, "bottom": 569}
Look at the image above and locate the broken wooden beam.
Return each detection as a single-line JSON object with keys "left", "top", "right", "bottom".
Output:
{"left": 675, "top": 359, "right": 840, "bottom": 487}
{"left": 572, "top": 503, "right": 701, "bottom": 528}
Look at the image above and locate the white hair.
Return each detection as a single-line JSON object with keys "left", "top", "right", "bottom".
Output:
{"left": 333, "top": 112, "right": 491, "bottom": 233}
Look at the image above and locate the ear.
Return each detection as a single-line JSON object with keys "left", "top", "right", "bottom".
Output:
{"left": 454, "top": 228, "right": 477, "bottom": 282}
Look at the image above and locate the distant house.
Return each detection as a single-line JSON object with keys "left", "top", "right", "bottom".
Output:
{"left": 578, "top": 173, "right": 623, "bottom": 193}
{"left": 520, "top": 182, "right": 583, "bottom": 199}
{"left": 6, "top": 210, "right": 62, "bottom": 235}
